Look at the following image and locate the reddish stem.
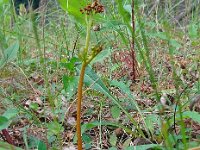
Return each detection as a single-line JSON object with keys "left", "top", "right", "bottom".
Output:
{"left": 131, "top": 0, "right": 137, "bottom": 81}
{"left": 76, "top": 62, "right": 87, "bottom": 150}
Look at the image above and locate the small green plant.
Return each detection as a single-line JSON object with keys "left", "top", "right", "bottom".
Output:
{"left": 0, "top": 41, "right": 19, "bottom": 69}
{"left": 57, "top": 0, "right": 105, "bottom": 149}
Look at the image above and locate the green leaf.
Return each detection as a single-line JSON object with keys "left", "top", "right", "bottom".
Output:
{"left": 110, "top": 80, "right": 132, "bottom": 96}
{"left": 62, "top": 75, "right": 78, "bottom": 100}
{"left": 0, "top": 116, "right": 9, "bottom": 130}
{"left": 116, "top": 0, "right": 131, "bottom": 24}
{"left": 169, "top": 39, "right": 181, "bottom": 49}
{"left": 109, "top": 133, "right": 117, "bottom": 147}
{"left": 123, "top": 4, "right": 132, "bottom": 14}
{"left": 0, "top": 0, "right": 9, "bottom": 6}
{"left": 82, "top": 133, "right": 92, "bottom": 144}
{"left": 169, "top": 111, "right": 200, "bottom": 126}
{"left": 169, "top": 47, "right": 175, "bottom": 55}
{"left": 102, "top": 19, "right": 128, "bottom": 45}
{"left": 188, "top": 24, "right": 198, "bottom": 39}
{"left": 0, "top": 41, "right": 19, "bottom": 69}
{"left": 3, "top": 41, "right": 19, "bottom": 62}
{"left": 85, "top": 143, "right": 92, "bottom": 150}
{"left": 63, "top": 57, "right": 79, "bottom": 72}
{"left": 57, "top": 0, "right": 67, "bottom": 11}
{"left": 47, "top": 121, "right": 64, "bottom": 135}
{"left": 115, "top": 1, "right": 133, "bottom": 44}
{"left": 182, "top": 111, "right": 200, "bottom": 124}
{"left": 38, "top": 140, "right": 47, "bottom": 150}
{"left": 2, "top": 108, "right": 18, "bottom": 120}
{"left": 90, "top": 48, "right": 111, "bottom": 65}
{"left": 0, "top": 141, "right": 23, "bottom": 150}
{"left": 29, "top": 102, "right": 39, "bottom": 110}
{"left": 57, "top": 0, "right": 87, "bottom": 25}
{"left": 111, "top": 106, "right": 121, "bottom": 119}
{"left": 145, "top": 114, "right": 160, "bottom": 133}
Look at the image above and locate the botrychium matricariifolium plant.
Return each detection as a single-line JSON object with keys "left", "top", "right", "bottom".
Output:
{"left": 76, "top": 1, "right": 104, "bottom": 149}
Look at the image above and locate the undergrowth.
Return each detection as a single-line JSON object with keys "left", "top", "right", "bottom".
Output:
{"left": 0, "top": 0, "right": 199, "bottom": 150}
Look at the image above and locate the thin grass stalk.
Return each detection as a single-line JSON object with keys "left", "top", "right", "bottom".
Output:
{"left": 169, "top": 55, "right": 187, "bottom": 149}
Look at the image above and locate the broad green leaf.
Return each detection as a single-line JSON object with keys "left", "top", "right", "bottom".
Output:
{"left": 2, "top": 108, "right": 18, "bottom": 120}
{"left": 145, "top": 114, "right": 160, "bottom": 133}
{"left": 82, "top": 133, "right": 92, "bottom": 144}
{"left": 85, "top": 143, "right": 92, "bottom": 150}
{"left": 102, "top": 19, "right": 128, "bottom": 45}
{"left": 187, "top": 141, "right": 200, "bottom": 149}
{"left": 29, "top": 102, "right": 39, "bottom": 110}
{"left": 0, "top": 141, "right": 23, "bottom": 150}
{"left": 182, "top": 111, "right": 200, "bottom": 124}
{"left": 3, "top": 41, "right": 19, "bottom": 62}
{"left": 57, "top": 0, "right": 67, "bottom": 11}
{"left": 168, "top": 133, "right": 177, "bottom": 146}
{"left": 117, "top": 0, "right": 131, "bottom": 24}
{"left": 109, "top": 133, "right": 117, "bottom": 147}
{"left": 169, "top": 39, "right": 181, "bottom": 49}
{"left": 110, "top": 80, "right": 132, "bottom": 96}
{"left": 38, "top": 140, "right": 47, "bottom": 150}
{"left": 169, "top": 46, "right": 175, "bottom": 55}
{"left": 169, "top": 111, "right": 200, "bottom": 125}
{"left": 123, "top": 4, "right": 132, "bottom": 14}
{"left": 111, "top": 106, "right": 121, "bottom": 119}
{"left": 62, "top": 75, "right": 78, "bottom": 100}
{"left": 90, "top": 48, "right": 111, "bottom": 65}
{"left": 0, "top": 0, "right": 9, "bottom": 6}
{"left": 115, "top": 0, "right": 133, "bottom": 43}
{"left": 63, "top": 57, "right": 79, "bottom": 72}
{"left": 188, "top": 24, "right": 198, "bottom": 39}
{"left": 109, "top": 147, "right": 117, "bottom": 150}
{"left": 0, "top": 41, "right": 19, "bottom": 69}
{"left": 0, "top": 116, "right": 9, "bottom": 130}
{"left": 47, "top": 121, "right": 64, "bottom": 135}
{"left": 57, "top": 0, "right": 87, "bottom": 25}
